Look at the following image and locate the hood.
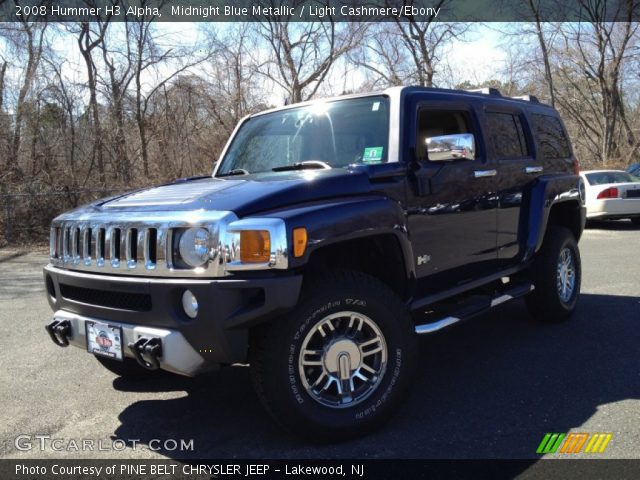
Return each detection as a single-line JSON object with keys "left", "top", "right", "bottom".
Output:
{"left": 86, "top": 168, "right": 375, "bottom": 217}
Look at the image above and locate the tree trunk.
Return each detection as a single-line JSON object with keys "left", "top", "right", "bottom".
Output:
{"left": 78, "top": 24, "right": 106, "bottom": 184}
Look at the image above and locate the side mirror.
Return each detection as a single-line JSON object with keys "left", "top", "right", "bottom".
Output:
{"left": 425, "top": 133, "right": 475, "bottom": 162}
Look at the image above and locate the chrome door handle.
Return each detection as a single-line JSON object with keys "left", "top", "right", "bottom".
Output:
{"left": 525, "top": 166, "right": 544, "bottom": 174}
{"left": 474, "top": 169, "right": 497, "bottom": 178}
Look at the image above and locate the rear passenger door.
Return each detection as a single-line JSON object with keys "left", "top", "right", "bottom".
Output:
{"left": 485, "top": 107, "right": 539, "bottom": 267}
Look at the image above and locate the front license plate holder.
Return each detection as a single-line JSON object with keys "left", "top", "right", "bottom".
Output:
{"left": 86, "top": 321, "right": 123, "bottom": 361}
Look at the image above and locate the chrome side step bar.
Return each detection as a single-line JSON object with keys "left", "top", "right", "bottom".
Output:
{"left": 415, "top": 282, "right": 534, "bottom": 335}
{"left": 415, "top": 316, "right": 461, "bottom": 334}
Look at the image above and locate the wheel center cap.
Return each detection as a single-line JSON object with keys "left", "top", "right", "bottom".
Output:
{"left": 323, "top": 339, "right": 362, "bottom": 376}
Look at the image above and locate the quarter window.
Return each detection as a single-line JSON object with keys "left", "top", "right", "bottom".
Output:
{"left": 487, "top": 112, "right": 529, "bottom": 158}
{"left": 532, "top": 114, "right": 571, "bottom": 159}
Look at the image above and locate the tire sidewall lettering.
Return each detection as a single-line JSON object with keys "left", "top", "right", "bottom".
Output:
{"left": 286, "top": 295, "right": 403, "bottom": 420}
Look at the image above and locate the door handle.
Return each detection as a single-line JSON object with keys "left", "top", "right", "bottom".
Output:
{"left": 525, "top": 166, "right": 544, "bottom": 174}
{"left": 474, "top": 169, "right": 497, "bottom": 178}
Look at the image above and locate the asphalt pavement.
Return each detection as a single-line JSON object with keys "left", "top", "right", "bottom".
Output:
{"left": 0, "top": 221, "right": 638, "bottom": 461}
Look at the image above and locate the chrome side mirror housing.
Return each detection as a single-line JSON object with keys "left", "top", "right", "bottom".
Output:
{"left": 426, "top": 133, "right": 475, "bottom": 162}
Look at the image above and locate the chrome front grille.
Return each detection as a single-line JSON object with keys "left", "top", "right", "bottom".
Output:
{"left": 49, "top": 211, "right": 237, "bottom": 277}
{"left": 52, "top": 225, "right": 161, "bottom": 269}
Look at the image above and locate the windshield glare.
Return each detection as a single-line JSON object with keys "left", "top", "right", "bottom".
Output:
{"left": 217, "top": 96, "right": 390, "bottom": 175}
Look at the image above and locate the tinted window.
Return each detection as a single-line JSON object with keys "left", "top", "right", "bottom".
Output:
{"left": 585, "top": 171, "right": 639, "bottom": 185}
{"left": 532, "top": 114, "right": 571, "bottom": 159}
{"left": 487, "top": 112, "right": 528, "bottom": 158}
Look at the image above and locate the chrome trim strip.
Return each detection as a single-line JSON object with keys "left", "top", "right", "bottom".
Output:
{"left": 474, "top": 169, "right": 497, "bottom": 178}
{"left": 490, "top": 294, "right": 513, "bottom": 307}
{"left": 525, "top": 166, "right": 544, "bottom": 174}
{"left": 415, "top": 316, "right": 460, "bottom": 334}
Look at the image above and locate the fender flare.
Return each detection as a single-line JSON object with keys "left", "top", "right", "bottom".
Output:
{"left": 522, "top": 174, "right": 585, "bottom": 263}
{"left": 269, "top": 195, "right": 415, "bottom": 282}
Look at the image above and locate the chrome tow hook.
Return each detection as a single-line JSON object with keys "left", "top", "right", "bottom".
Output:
{"left": 128, "top": 337, "right": 162, "bottom": 370}
{"left": 45, "top": 319, "right": 71, "bottom": 347}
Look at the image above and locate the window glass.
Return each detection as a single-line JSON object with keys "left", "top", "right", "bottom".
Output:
{"left": 416, "top": 109, "right": 474, "bottom": 160}
{"left": 487, "top": 112, "right": 528, "bottom": 158}
{"left": 532, "top": 114, "right": 571, "bottom": 159}
{"left": 585, "top": 171, "right": 640, "bottom": 185}
{"left": 218, "top": 96, "right": 390, "bottom": 174}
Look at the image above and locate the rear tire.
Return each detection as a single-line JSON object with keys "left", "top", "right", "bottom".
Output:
{"left": 249, "top": 270, "right": 418, "bottom": 441}
{"left": 95, "top": 355, "right": 167, "bottom": 380}
{"left": 525, "top": 226, "right": 581, "bottom": 322}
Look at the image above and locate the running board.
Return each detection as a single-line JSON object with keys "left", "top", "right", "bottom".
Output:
{"left": 414, "top": 281, "right": 534, "bottom": 335}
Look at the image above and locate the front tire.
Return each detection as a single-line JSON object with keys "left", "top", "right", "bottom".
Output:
{"left": 249, "top": 270, "right": 418, "bottom": 441}
{"left": 525, "top": 226, "right": 581, "bottom": 322}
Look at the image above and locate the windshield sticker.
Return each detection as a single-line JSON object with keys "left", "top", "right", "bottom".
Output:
{"left": 363, "top": 146, "right": 384, "bottom": 163}
{"left": 372, "top": 101, "right": 380, "bottom": 111}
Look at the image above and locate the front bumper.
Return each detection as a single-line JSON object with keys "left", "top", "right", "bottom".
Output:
{"left": 43, "top": 265, "right": 303, "bottom": 374}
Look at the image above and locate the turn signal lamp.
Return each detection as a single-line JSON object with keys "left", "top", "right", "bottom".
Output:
{"left": 240, "top": 230, "right": 271, "bottom": 263}
{"left": 293, "top": 228, "right": 308, "bottom": 258}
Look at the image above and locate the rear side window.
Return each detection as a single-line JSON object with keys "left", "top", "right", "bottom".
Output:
{"left": 486, "top": 112, "right": 528, "bottom": 158}
{"left": 532, "top": 114, "right": 571, "bottom": 159}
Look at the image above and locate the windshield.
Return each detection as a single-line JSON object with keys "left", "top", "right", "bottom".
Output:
{"left": 585, "top": 171, "right": 640, "bottom": 185}
{"left": 216, "top": 96, "right": 390, "bottom": 175}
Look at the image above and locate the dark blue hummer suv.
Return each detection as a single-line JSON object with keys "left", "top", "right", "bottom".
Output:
{"left": 44, "top": 86, "right": 585, "bottom": 440}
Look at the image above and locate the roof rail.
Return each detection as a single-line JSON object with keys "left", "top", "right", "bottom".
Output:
{"left": 511, "top": 95, "right": 540, "bottom": 103}
{"left": 465, "top": 88, "right": 502, "bottom": 97}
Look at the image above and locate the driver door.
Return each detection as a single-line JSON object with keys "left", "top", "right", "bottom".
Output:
{"left": 406, "top": 104, "right": 499, "bottom": 291}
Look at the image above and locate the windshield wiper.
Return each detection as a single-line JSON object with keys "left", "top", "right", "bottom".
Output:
{"left": 272, "top": 161, "right": 332, "bottom": 172}
{"left": 217, "top": 168, "right": 249, "bottom": 177}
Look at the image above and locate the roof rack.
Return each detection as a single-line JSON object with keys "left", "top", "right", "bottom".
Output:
{"left": 511, "top": 95, "right": 540, "bottom": 103}
{"left": 464, "top": 88, "right": 502, "bottom": 97}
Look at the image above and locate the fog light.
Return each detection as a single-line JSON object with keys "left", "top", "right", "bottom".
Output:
{"left": 182, "top": 290, "right": 198, "bottom": 319}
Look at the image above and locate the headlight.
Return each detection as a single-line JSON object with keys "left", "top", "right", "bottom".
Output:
{"left": 178, "top": 228, "right": 211, "bottom": 267}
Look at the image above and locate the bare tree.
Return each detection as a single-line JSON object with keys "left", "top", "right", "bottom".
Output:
{"left": 526, "top": 0, "right": 557, "bottom": 106}
{"left": 348, "top": 24, "right": 409, "bottom": 88}
{"left": 258, "top": 7, "right": 365, "bottom": 102}
{"left": 389, "top": 0, "right": 470, "bottom": 87}
{"left": 3, "top": 14, "right": 48, "bottom": 178}
{"left": 131, "top": 17, "right": 212, "bottom": 178}
{"left": 99, "top": 22, "right": 134, "bottom": 184}
{"left": 554, "top": 2, "right": 640, "bottom": 164}
{"left": 76, "top": 17, "right": 110, "bottom": 184}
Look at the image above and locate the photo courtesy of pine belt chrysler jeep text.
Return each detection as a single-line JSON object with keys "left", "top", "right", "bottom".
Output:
{"left": 43, "top": 86, "right": 586, "bottom": 440}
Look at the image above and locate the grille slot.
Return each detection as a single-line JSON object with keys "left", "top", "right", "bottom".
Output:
{"left": 59, "top": 283, "right": 152, "bottom": 311}
{"left": 127, "top": 228, "right": 138, "bottom": 267}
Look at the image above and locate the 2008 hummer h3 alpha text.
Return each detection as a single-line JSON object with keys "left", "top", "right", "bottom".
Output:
{"left": 44, "top": 86, "right": 586, "bottom": 440}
